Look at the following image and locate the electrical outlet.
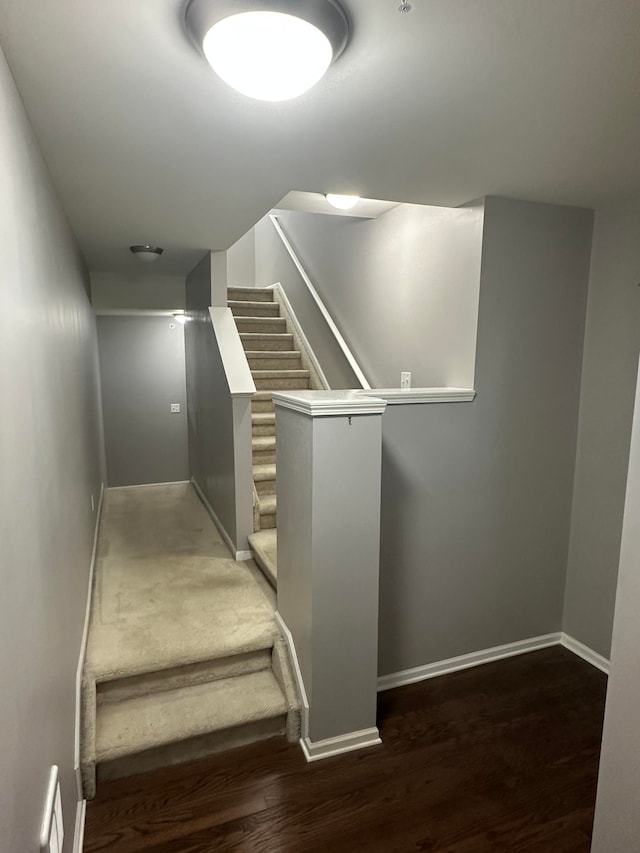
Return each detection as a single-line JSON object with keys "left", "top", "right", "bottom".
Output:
{"left": 170, "top": 403, "right": 181, "bottom": 413}
{"left": 400, "top": 372, "right": 412, "bottom": 389}
{"left": 40, "top": 766, "right": 64, "bottom": 853}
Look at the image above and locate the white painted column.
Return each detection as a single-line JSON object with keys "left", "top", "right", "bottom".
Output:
{"left": 273, "top": 390, "right": 387, "bottom": 761}
{"left": 591, "top": 360, "right": 640, "bottom": 852}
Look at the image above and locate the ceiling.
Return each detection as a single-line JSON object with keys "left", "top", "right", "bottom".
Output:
{"left": 1, "top": 0, "right": 640, "bottom": 275}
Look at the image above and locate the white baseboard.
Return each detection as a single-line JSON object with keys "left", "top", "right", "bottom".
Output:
{"left": 301, "top": 728, "right": 382, "bottom": 762}
{"left": 377, "top": 632, "right": 562, "bottom": 692}
{"left": 74, "top": 482, "right": 104, "bottom": 798}
{"left": 191, "top": 477, "right": 251, "bottom": 561}
{"left": 274, "top": 611, "right": 310, "bottom": 740}
{"left": 560, "top": 632, "right": 610, "bottom": 674}
{"left": 275, "top": 612, "right": 381, "bottom": 763}
{"left": 73, "top": 799, "right": 86, "bottom": 853}
{"left": 107, "top": 480, "right": 191, "bottom": 490}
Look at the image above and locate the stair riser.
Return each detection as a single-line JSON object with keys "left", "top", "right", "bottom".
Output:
{"left": 255, "top": 479, "right": 276, "bottom": 496}
{"left": 96, "top": 650, "right": 272, "bottom": 706}
{"left": 247, "top": 356, "right": 302, "bottom": 371}
{"left": 253, "top": 377, "right": 310, "bottom": 390}
{"left": 231, "top": 305, "right": 281, "bottom": 319}
{"left": 253, "top": 449, "right": 276, "bottom": 465}
{"left": 253, "top": 424, "right": 276, "bottom": 438}
{"left": 228, "top": 288, "right": 274, "bottom": 303}
{"left": 235, "top": 319, "right": 287, "bottom": 334}
{"left": 252, "top": 400, "right": 275, "bottom": 414}
{"left": 241, "top": 335, "right": 294, "bottom": 352}
{"left": 260, "top": 513, "right": 277, "bottom": 530}
{"left": 97, "top": 716, "right": 287, "bottom": 783}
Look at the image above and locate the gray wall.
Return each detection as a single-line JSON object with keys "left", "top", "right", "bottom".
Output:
{"left": 97, "top": 316, "right": 189, "bottom": 486}
{"left": 591, "top": 359, "right": 640, "bottom": 852}
{"left": 563, "top": 202, "right": 640, "bottom": 657}
{"left": 90, "top": 271, "right": 185, "bottom": 309}
{"left": 227, "top": 228, "right": 256, "bottom": 288}
{"left": 254, "top": 203, "right": 484, "bottom": 389}
{"left": 378, "top": 197, "right": 593, "bottom": 675}
{"left": 0, "top": 45, "right": 102, "bottom": 852}
{"left": 185, "top": 256, "right": 238, "bottom": 545}
{"left": 254, "top": 213, "right": 359, "bottom": 388}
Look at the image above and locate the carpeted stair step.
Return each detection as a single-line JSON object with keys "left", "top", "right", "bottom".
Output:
{"left": 97, "top": 648, "right": 272, "bottom": 706}
{"left": 249, "top": 530, "right": 278, "bottom": 589}
{"left": 252, "top": 369, "right": 310, "bottom": 390}
{"left": 240, "top": 332, "right": 294, "bottom": 352}
{"left": 228, "top": 300, "right": 280, "bottom": 318}
{"left": 228, "top": 287, "right": 274, "bottom": 303}
{"left": 252, "top": 413, "right": 276, "bottom": 438}
{"left": 253, "top": 462, "right": 276, "bottom": 496}
{"left": 95, "top": 670, "right": 288, "bottom": 781}
{"left": 258, "top": 493, "right": 277, "bottom": 530}
{"left": 246, "top": 351, "right": 302, "bottom": 371}
{"left": 252, "top": 392, "right": 275, "bottom": 414}
{"left": 235, "top": 317, "right": 287, "bottom": 335}
{"left": 252, "top": 435, "right": 276, "bottom": 464}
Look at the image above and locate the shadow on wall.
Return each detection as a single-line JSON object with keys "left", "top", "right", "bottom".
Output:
{"left": 249, "top": 202, "right": 485, "bottom": 390}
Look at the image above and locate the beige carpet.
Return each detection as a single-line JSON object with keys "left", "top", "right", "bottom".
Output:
{"left": 81, "top": 482, "right": 300, "bottom": 797}
{"left": 86, "top": 483, "right": 277, "bottom": 680}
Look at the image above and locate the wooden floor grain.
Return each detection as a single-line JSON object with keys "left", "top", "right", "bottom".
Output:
{"left": 84, "top": 647, "right": 606, "bottom": 853}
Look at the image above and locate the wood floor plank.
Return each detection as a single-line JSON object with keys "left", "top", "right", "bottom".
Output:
{"left": 85, "top": 647, "right": 606, "bottom": 853}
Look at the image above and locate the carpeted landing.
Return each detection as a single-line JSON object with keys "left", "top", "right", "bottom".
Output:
{"left": 81, "top": 483, "right": 300, "bottom": 799}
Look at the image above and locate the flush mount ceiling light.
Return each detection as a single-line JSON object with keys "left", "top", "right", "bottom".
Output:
{"left": 185, "top": 0, "right": 349, "bottom": 101}
{"left": 130, "top": 245, "right": 164, "bottom": 263}
{"left": 326, "top": 193, "right": 360, "bottom": 210}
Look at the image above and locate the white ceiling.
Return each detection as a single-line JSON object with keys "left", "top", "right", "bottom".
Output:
{"left": 1, "top": 0, "right": 640, "bottom": 275}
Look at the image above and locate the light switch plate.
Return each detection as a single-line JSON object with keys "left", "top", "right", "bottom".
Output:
{"left": 170, "top": 403, "right": 181, "bottom": 413}
{"left": 400, "top": 372, "right": 412, "bottom": 389}
{"left": 40, "top": 766, "right": 64, "bottom": 853}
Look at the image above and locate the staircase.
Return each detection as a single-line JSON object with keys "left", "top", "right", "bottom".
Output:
{"left": 81, "top": 483, "right": 300, "bottom": 798}
{"left": 228, "top": 286, "right": 313, "bottom": 586}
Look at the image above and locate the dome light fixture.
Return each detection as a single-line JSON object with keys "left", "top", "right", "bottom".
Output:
{"left": 130, "top": 245, "right": 163, "bottom": 263}
{"left": 185, "top": 0, "right": 349, "bottom": 102}
{"left": 326, "top": 193, "right": 360, "bottom": 210}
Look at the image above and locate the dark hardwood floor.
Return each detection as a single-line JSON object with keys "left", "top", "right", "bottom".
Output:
{"left": 84, "top": 646, "right": 606, "bottom": 852}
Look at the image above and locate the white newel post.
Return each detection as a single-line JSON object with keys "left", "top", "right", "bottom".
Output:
{"left": 273, "top": 390, "right": 387, "bottom": 761}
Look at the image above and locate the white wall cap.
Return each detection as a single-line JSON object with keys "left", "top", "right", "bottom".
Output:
{"left": 358, "top": 387, "right": 476, "bottom": 405}
{"left": 273, "top": 390, "right": 387, "bottom": 417}
{"left": 209, "top": 306, "right": 256, "bottom": 398}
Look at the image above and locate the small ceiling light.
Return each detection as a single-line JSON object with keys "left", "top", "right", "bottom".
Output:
{"left": 185, "top": 0, "right": 349, "bottom": 102}
{"left": 326, "top": 193, "right": 360, "bottom": 210}
{"left": 130, "top": 245, "right": 163, "bottom": 263}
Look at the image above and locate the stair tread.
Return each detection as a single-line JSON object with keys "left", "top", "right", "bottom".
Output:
{"left": 253, "top": 463, "right": 276, "bottom": 481}
{"left": 253, "top": 391, "right": 274, "bottom": 400}
{"left": 96, "top": 670, "right": 287, "bottom": 763}
{"left": 253, "top": 436, "right": 276, "bottom": 450}
{"left": 228, "top": 287, "right": 274, "bottom": 300}
{"left": 249, "top": 530, "right": 278, "bottom": 589}
{"left": 228, "top": 299, "right": 278, "bottom": 307}
{"left": 259, "top": 494, "right": 277, "bottom": 514}
{"left": 252, "top": 414, "right": 275, "bottom": 425}
{"left": 245, "top": 351, "right": 301, "bottom": 359}
{"left": 251, "top": 369, "right": 309, "bottom": 378}
{"left": 240, "top": 333, "right": 292, "bottom": 341}
{"left": 235, "top": 318, "right": 286, "bottom": 328}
